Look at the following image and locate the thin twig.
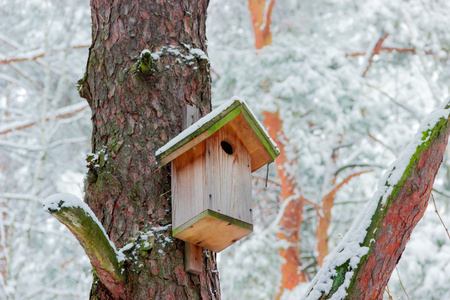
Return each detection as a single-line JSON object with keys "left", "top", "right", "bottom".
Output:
{"left": 362, "top": 33, "right": 389, "bottom": 77}
{"left": 0, "top": 103, "right": 88, "bottom": 135}
{"left": 365, "top": 82, "right": 420, "bottom": 121}
{"left": 252, "top": 174, "right": 281, "bottom": 187}
{"left": 395, "top": 267, "right": 410, "bottom": 300}
{"left": 0, "top": 45, "right": 90, "bottom": 65}
{"left": 368, "top": 132, "right": 398, "bottom": 156}
{"left": 303, "top": 197, "right": 320, "bottom": 217}
{"left": 265, "top": 163, "right": 270, "bottom": 188}
{"left": 385, "top": 285, "right": 394, "bottom": 300}
{"left": 334, "top": 163, "right": 381, "bottom": 176}
{"left": 432, "top": 187, "right": 450, "bottom": 198}
{"left": 431, "top": 193, "right": 450, "bottom": 240}
{"left": 346, "top": 46, "right": 432, "bottom": 57}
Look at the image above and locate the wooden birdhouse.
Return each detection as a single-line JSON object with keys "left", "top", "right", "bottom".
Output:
{"left": 156, "top": 98, "right": 279, "bottom": 253}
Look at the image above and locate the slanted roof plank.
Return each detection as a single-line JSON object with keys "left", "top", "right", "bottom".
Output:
{"left": 156, "top": 97, "right": 279, "bottom": 170}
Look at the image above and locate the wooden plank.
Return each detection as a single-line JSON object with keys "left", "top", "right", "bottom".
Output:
{"left": 227, "top": 113, "right": 274, "bottom": 172}
{"left": 172, "top": 142, "right": 206, "bottom": 229}
{"left": 240, "top": 105, "right": 280, "bottom": 161}
{"left": 179, "top": 105, "right": 203, "bottom": 276}
{"left": 173, "top": 210, "right": 253, "bottom": 253}
{"left": 185, "top": 243, "right": 202, "bottom": 275}
{"left": 182, "top": 105, "right": 199, "bottom": 130}
{"left": 156, "top": 100, "right": 280, "bottom": 170}
{"left": 156, "top": 102, "right": 242, "bottom": 165}
{"left": 206, "top": 123, "right": 253, "bottom": 224}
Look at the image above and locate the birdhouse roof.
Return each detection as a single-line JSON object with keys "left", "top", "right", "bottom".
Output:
{"left": 155, "top": 97, "right": 279, "bottom": 172}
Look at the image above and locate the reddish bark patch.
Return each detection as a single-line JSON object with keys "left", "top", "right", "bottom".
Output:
{"left": 350, "top": 121, "right": 450, "bottom": 299}
{"left": 248, "top": 0, "right": 275, "bottom": 49}
{"left": 263, "top": 111, "right": 306, "bottom": 297}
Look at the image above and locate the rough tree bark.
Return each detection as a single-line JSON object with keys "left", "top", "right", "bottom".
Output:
{"left": 76, "top": 0, "right": 220, "bottom": 298}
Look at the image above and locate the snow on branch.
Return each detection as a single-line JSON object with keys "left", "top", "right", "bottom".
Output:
{"left": 304, "top": 98, "right": 450, "bottom": 299}
{"left": 0, "top": 101, "right": 88, "bottom": 135}
{"left": 0, "top": 45, "right": 90, "bottom": 65}
{"left": 43, "top": 193, "right": 125, "bottom": 295}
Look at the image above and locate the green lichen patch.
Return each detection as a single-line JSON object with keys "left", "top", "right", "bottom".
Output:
{"left": 47, "top": 202, "right": 125, "bottom": 283}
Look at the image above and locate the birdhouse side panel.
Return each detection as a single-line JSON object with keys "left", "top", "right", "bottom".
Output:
{"left": 206, "top": 124, "right": 253, "bottom": 224}
{"left": 172, "top": 142, "right": 207, "bottom": 229}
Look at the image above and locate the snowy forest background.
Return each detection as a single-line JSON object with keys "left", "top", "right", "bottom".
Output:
{"left": 1, "top": 0, "right": 449, "bottom": 299}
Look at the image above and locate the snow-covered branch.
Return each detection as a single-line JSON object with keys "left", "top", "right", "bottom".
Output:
{"left": 43, "top": 194, "right": 125, "bottom": 296}
{"left": 0, "top": 101, "right": 88, "bottom": 135}
{"left": 305, "top": 98, "right": 450, "bottom": 299}
{"left": 0, "top": 45, "right": 90, "bottom": 65}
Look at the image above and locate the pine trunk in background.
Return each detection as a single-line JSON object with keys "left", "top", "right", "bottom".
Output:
{"left": 248, "top": 0, "right": 275, "bottom": 49}
{"left": 250, "top": 2, "right": 309, "bottom": 296}
{"left": 263, "top": 111, "right": 307, "bottom": 299}
{"left": 78, "top": 0, "right": 220, "bottom": 298}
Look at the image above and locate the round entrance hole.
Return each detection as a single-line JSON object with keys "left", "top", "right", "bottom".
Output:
{"left": 221, "top": 141, "right": 234, "bottom": 155}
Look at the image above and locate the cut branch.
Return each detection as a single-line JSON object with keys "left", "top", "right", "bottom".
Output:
{"left": 44, "top": 194, "right": 125, "bottom": 298}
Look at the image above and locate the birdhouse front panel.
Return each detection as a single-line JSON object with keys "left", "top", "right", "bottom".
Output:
{"left": 205, "top": 123, "right": 252, "bottom": 224}
{"left": 172, "top": 124, "right": 253, "bottom": 252}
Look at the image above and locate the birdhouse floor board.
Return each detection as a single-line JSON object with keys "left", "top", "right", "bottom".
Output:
{"left": 173, "top": 210, "right": 253, "bottom": 253}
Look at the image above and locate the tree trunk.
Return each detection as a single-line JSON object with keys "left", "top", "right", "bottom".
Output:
{"left": 248, "top": 0, "right": 275, "bottom": 49}
{"left": 305, "top": 102, "right": 450, "bottom": 299}
{"left": 263, "top": 110, "right": 307, "bottom": 299}
{"left": 78, "top": 0, "right": 220, "bottom": 298}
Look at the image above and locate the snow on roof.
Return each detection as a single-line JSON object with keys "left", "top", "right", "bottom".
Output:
{"left": 155, "top": 96, "right": 279, "bottom": 167}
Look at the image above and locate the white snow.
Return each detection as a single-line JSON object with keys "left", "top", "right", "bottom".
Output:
{"left": 0, "top": 101, "right": 88, "bottom": 134}
{"left": 140, "top": 45, "right": 208, "bottom": 66}
{"left": 156, "top": 96, "right": 278, "bottom": 157}
{"left": 43, "top": 193, "right": 123, "bottom": 262}
{"left": 190, "top": 48, "right": 209, "bottom": 61}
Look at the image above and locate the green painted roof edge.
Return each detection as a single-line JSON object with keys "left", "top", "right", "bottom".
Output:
{"left": 172, "top": 209, "right": 253, "bottom": 237}
{"left": 156, "top": 98, "right": 280, "bottom": 165}
{"left": 240, "top": 103, "right": 280, "bottom": 160}
{"left": 155, "top": 100, "right": 242, "bottom": 164}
